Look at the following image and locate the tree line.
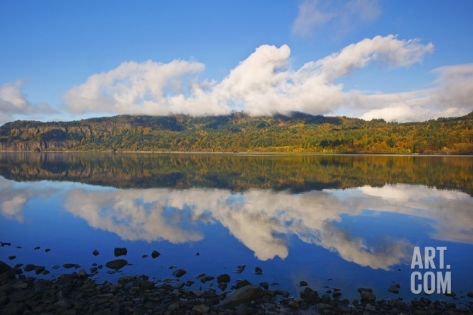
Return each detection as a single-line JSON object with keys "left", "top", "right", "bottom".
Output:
{"left": 1, "top": 111, "right": 472, "bottom": 154}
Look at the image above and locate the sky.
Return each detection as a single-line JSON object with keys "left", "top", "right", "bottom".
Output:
{"left": 1, "top": 0, "right": 472, "bottom": 124}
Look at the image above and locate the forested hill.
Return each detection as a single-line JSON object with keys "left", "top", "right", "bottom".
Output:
{"left": 1, "top": 111, "right": 472, "bottom": 154}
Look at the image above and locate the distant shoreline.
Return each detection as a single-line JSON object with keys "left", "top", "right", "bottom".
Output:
{"left": 1, "top": 150, "right": 472, "bottom": 157}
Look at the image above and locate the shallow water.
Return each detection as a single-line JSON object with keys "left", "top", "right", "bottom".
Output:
{"left": 0, "top": 153, "right": 472, "bottom": 303}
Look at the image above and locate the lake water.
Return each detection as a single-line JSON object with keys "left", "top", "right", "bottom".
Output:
{"left": 1, "top": 153, "right": 472, "bottom": 304}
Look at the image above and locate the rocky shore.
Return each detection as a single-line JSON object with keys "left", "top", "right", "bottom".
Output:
{"left": 1, "top": 258, "right": 473, "bottom": 315}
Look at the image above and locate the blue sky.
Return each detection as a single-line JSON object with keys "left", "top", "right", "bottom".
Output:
{"left": 1, "top": 0, "right": 472, "bottom": 124}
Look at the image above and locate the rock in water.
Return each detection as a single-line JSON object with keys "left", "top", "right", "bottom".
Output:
{"left": 63, "top": 263, "right": 76, "bottom": 269}
{"left": 300, "top": 280, "right": 308, "bottom": 286}
{"left": 151, "top": 250, "right": 161, "bottom": 258}
{"left": 34, "top": 266, "right": 45, "bottom": 275}
{"left": 114, "top": 247, "right": 127, "bottom": 257}
{"left": 467, "top": 291, "right": 473, "bottom": 298}
{"left": 300, "top": 287, "right": 319, "bottom": 303}
{"left": 235, "top": 279, "right": 251, "bottom": 289}
{"left": 172, "top": 268, "right": 187, "bottom": 277}
{"left": 0, "top": 261, "right": 12, "bottom": 273}
{"left": 23, "top": 264, "right": 35, "bottom": 272}
{"left": 105, "top": 259, "right": 128, "bottom": 270}
{"left": 200, "top": 275, "right": 215, "bottom": 283}
{"left": 360, "top": 290, "right": 376, "bottom": 301}
{"left": 217, "top": 274, "right": 231, "bottom": 283}
{"left": 218, "top": 285, "right": 264, "bottom": 309}
{"left": 388, "top": 284, "right": 399, "bottom": 294}
{"left": 92, "top": 249, "right": 99, "bottom": 256}
{"left": 254, "top": 267, "right": 263, "bottom": 275}
{"left": 235, "top": 265, "right": 246, "bottom": 274}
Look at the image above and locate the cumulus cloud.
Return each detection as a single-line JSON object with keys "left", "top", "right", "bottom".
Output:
{"left": 432, "top": 64, "right": 473, "bottom": 111}
{"left": 0, "top": 81, "right": 56, "bottom": 124}
{"left": 358, "top": 63, "right": 473, "bottom": 122}
{"left": 292, "top": 0, "right": 382, "bottom": 36}
{"left": 65, "top": 35, "right": 462, "bottom": 121}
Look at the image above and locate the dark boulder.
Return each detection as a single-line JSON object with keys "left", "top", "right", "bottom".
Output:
{"left": 105, "top": 259, "right": 128, "bottom": 270}
{"left": 172, "top": 269, "right": 186, "bottom": 278}
{"left": 217, "top": 273, "right": 230, "bottom": 283}
{"left": 235, "top": 279, "right": 251, "bottom": 289}
{"left": 218, "top": 285, "right": 264, "bottom": 309}
{"left": 301, "top": 287, "right": 319, "bottom": 304}
{"left": 200, "top": 275, "right": 215, "bottom": 283}
{"left": 114, "top": 247, "right": 127, "bottom": 257}
{"left": 0, "top": 261, "right": 12, "bottom": 274}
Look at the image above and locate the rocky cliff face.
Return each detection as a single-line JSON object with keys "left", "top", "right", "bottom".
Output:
{"left": 0, "top": 119, "right": 134, "bottom": 151}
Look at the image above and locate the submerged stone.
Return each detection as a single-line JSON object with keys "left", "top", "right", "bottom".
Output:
{"left": 114, "top": 247, "right": 127, "bottom": 257}
{"left": 172, "top": 269, "right": 186, "bottom": 277}
{"left": 105, "top": 259, "right": 128, "bottom": 270}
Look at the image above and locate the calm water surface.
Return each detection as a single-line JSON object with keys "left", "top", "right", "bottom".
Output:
{"left": 0, "top": 153, "right": 472, "bottom": 302}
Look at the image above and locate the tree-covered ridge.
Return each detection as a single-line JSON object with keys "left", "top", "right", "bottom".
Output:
{"left": 1, "top": 153, "right": 472, "bottom": 196}
{"left": 1, "top": 111, "right": 472, "bottom": 154}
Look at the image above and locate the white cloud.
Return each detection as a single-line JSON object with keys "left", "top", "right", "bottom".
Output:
{"left": 63, "top": 35, "right": 461, "bottom": 122}
{"left": 358, "top": 63, "right": 473, "bottom": 122}
{"left": 432, "top": 64, "right": 473, "bottom": 111}
{"left": 64, "top": 59, "right": 231, "bottom": 116}
{"left": 292, "top": 0, "right": 334, "bottom": 36}
{"left": 0, "top": 81, "right": 57, "bottom": 124}
{"left": 292, "top": 0, "right": 382, "bottom": 36}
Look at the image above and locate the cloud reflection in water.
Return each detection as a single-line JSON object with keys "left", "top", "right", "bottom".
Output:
{"left": 60, "top": 184, "right": 473, "bottom": 270}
